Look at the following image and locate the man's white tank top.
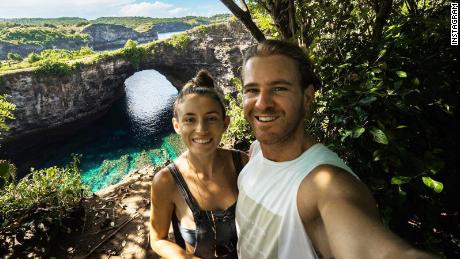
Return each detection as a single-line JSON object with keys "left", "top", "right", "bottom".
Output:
{"left": 236, "top": 141, "right": 358, "bottom": 259}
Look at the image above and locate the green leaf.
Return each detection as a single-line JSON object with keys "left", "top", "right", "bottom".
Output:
{"left": 422, "top": 177, "right": 443, "bottom": 193}
{"left": 396, "top": 125, "right": 408, "bottom": 129}
{"left": 372, "top": 150, "right": 381, "bottom": 161}
{"left": 352, "top": 127, "right": 365, "bottom": 138}
{"left": 359, "top": 96, "right": 377, "bottom": 105}
{"left": 377, "top": 49, "right": 387, "bottom": 60}
{"left": 341, "top": 130, "right": 352, "bottom": 142}
{"left": 391, "top": 176, "right": 411, "bottom": 185}
{"left": 370, "top": 127, "right": 389, "bottom": 144}
{"left": 395, "top": 71, "right": 407, "bottom": 78}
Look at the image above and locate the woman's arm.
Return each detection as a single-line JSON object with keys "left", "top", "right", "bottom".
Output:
{"left": 149, "top": 168, "right": 200, "bottom": 259}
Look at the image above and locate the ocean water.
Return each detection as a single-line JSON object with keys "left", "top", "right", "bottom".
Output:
{"left": 19, "top": 70, "right": 183, "bottom": 192}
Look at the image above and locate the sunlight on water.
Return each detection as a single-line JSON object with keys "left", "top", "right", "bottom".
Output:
{"left": 78, "top": 70, "right": 181, "bottom": 192}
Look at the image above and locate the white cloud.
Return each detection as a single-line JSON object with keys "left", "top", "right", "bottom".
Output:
{"left": 168, "top": 7, "right": 188, "bottom": 15}
{"left": 0, "top": 0, "right": 230, "bottom": 19}
{"left": 119, "top": 1, "right": 174, "bottom": 16}
{"left": 119, "top": 1, "right": 194, "bottom": 17}
{"left": 0, "top": 0, "right": 134, "bottom": 18}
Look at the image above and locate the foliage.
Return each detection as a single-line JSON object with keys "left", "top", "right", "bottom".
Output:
{"left": 92, "top": 15, "right": 230, "bottom": 32}
{"left": 34, "top": 60, "right": 74, "bottom": 76}
{"left": 0, "top": 95, "right": 16, "bottom": 136}
{"left": 0, "top": 26, "right": 89, "bottom": 45}
{"left": 223, "top": 78, "right": 254, "bottom": 148}
{"left": 6, "top": 52, "right": 22, "bottom": 61}
{"left": 1, "top": 47, "right": 95, "bottom": 74}
{"left": 166, "top": 32, "right": 191, "bottom": 50}
{"left": 26, "top": 52, "right": 40, "bottom": 63}
{"left": 0, "top": 17, "right": 88, "bottom": 27}
{"left": 0, "top": 160, "right": 16, "bottom": 188}
{"left": 0, "top": 155, "right": 87, "bottom": 257}
{"left": 0, "top": 154, "right": 87, "bottom": 221}
{"left": 305, "top": 2, "right": 457, "bottom": 256}
{"left": 121, "top": 39, "right": 146, "bottom": 70}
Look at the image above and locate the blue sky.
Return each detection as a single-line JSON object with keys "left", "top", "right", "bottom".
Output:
{"left": 0, "top": 0, "right": 230, "bottom": 19}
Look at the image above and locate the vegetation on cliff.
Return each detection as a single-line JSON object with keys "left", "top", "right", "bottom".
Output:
{"left": 0, "top": 26, "right": 89, "bottom": 45}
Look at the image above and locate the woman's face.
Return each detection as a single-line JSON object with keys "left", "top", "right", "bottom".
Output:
{"left": 173, "top": 94, "right": 229, "bottom": 155}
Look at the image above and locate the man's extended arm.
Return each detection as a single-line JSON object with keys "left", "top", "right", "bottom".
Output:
{"left": 298, "top": 165, "right": 440, "bottom": 259}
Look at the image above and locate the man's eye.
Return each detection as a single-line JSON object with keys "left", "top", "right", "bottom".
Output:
{"left": 244, "top": 88, "right": 258, "bottom": 94}
{"left": 273, "top": 87, "right": 287, "bottom": 92}
{"left": 208, "top": 116, "right": 218, "bottom": 121}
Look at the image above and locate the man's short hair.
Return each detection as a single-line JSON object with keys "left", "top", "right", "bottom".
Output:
{"left": 242, "top": 39, "right": 321, "bottom": 90}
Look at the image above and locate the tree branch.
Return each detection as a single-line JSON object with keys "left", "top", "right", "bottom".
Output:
{"left": 372, "top": 0, "right": 394, "bottom": 43}
{"left": 220, "top": 0, "right": 266, "bottom": 42}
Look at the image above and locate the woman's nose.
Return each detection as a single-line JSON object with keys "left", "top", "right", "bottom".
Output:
{"left": 195, "top": 120, "right": 209, "bottom": 132}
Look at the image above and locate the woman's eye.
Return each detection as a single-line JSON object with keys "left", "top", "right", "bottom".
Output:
{"left": 208, "top": 116, "right": 218, "bottom": 122}
{"left": 184, "top": 118, "right": 194, "bottom": 123}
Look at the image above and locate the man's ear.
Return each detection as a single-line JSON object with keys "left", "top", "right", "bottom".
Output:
{"left": 172, "top": 117, "right": 180, "bottom": 134}
{"left": 224, "top": 116, "right": 230, "bottom": 131}
{"left": 303, "top": 84, "right": 315, "bottom": 109}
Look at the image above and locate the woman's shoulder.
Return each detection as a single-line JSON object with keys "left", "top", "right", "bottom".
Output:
{"left": 152, "top": 164, "right": 178, "bottom": 194}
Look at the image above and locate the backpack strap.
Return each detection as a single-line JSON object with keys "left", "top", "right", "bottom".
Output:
{"left": 167, "top": 163, "right": 201, "bottom": 216}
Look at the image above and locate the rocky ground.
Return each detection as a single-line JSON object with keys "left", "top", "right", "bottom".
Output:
{"left": 59, "top": 165, "right": 169, "bottom": 259}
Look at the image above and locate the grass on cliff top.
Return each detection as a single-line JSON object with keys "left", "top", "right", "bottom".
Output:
{"left": 0, "top": 24, "right": 90, "bottom": 45}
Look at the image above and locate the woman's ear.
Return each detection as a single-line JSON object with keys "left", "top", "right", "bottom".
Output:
{"left": 172, "top": 117, "right": 180, "bottom": 134}
{"left": 224, "top": 116, "right": 230, "bottom": 131}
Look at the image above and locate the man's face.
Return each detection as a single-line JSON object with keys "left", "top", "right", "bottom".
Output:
{"left": 242, "top": 55, "right": 312, "bottom": 145}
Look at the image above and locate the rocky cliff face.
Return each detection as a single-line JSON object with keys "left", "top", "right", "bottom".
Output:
{"left": 82, "top": 24, "right": 158, "bottom": 50}
{"left": 0, "top": 24, "right": 159, "bottom": 59}
{"left": 0, "top": 21, "right": 253, "bottom": 152}
{"left": 151, "top": 22, "right": 196, "bottom": 33}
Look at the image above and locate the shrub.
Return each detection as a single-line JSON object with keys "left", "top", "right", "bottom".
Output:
{"left": 34, "top": 60, "right": 73, "bottom": 76}
{"left": 122, "top": 39, "right": 145, "bottom": 70}
{"left": 6, "top": 52, "right": 22, "bottom": 61}
{"left": 222, "top": 78, "right": 253, "bottom": 149}
{"left": 26, "top": 52, "right": 40, "bottom": 63}
{"left": 166, "top": 32, "right": 191, "bottom": 50}
{"left": 0, "top": 155, "right": 88, "bottom": 257}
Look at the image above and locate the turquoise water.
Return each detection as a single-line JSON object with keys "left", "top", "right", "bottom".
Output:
{"left": 15, "top": 70, "right": 183, "bottom": 192}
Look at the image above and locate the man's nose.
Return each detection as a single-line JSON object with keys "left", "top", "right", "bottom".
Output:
{"left": 255, "top": 90, "right": 274, "bottom": 110}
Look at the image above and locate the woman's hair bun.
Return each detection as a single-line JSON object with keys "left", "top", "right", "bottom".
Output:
{"left": 192, "top": 69, "right": 215, "bottom": 88}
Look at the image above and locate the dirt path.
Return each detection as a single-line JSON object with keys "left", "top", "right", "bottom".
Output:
{"left": 60, "top": 166, "right": 166, "bottom": 258}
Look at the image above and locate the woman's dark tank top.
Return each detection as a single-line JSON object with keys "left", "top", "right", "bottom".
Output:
{"left": 167, "top": 150, "right": 244, "bottom": 259}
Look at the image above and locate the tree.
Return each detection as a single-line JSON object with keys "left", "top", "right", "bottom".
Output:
{"left": 220, "top": 0, "right": 266, "bottom": 41}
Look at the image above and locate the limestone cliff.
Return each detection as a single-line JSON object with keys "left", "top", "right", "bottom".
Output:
{"left": 0, "top": 21, "right": 253, "bottom": 153}
{"left": 82, "top": 24, "right": 158, "bottom": 50}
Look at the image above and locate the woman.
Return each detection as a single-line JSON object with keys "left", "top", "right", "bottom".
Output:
{"left": 150, "top": 70, "right": 248, "bottom": 259}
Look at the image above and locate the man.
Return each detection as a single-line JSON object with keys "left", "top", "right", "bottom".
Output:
{"left": 235, "top": 40, "right": 438, "bottom": 259}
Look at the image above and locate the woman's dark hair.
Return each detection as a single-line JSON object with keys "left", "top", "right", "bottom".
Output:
{"left": 173, "top": 69, "right": 227, "bottom": 118}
